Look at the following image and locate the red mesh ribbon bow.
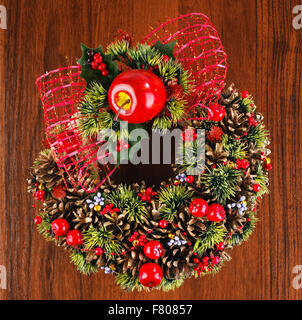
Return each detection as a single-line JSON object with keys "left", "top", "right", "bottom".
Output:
{"left": 36, "top": 13, "right": 227, "bottom": 192}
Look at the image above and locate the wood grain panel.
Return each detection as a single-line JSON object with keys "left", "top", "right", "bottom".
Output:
{"left": 0, "top": 0, "right": 301, "bottom": 300}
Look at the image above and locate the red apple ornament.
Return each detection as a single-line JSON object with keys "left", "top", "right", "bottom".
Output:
{"left": 207, "top": 204, "right": 225, "bottom": 222}
{"left": 108, "top": 70, "right": 166, "bottom": 123}
{"left": 209, "top": 103, "right": 226, "bottom": 121}
{"left": 51, "top": 218, "right": 69, "bottom": 236}
{"left": 144, "top": 241, "right": 164, "bottom": 260}
{"left": 66, "top": 230, "right": 84, "bottom": 246}
{"left": 139, "top": 262, "right": 163, "bottom": 288}
{"left": 189, "top": 198, "right": 209, "bottom": 217}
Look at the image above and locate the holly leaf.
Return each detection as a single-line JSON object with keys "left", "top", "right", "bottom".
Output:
{"left": 78, "top": 44, "right": 120, "bottom": 89}
{"left": 152, "top": 40, "right": 176, "bottom": 59}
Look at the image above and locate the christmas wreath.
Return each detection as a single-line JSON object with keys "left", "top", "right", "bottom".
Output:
{"left": 28, "top": 13, "right": 272, "bottom": 291}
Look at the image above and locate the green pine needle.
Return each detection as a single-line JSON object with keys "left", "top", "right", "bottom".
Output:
{"left": 152, "top": 115, "right": 172, "bottom": 130}
{"left": 36, "top": 211, "right": 53, "bottom": 241}
{"left": 167, "top": 99, "right": 185, "bottom": 122}
{"left": 70, "top": 251, "right": 98, "bottom": 275}
{"left": 193, "top": 223, "right": 227, "bottom": 256}
{"left": 106, "top": 185, "right": 147, "bottom": 221}
{"left": 221, "top": 134, "right": 246, "bottom": 160}
{"left": 83, "top": 226, "right": 121, "bottom": 258}
{"left": 202, "top": 165, "right": 242, "bottom": 203}
{"left": 246, "top": 124, "right": 269, "bottom": 149}
{"left": 158, "top": 184, "right": 194, "bottom": 221}
{"left": 227, "top": 214, "right": 258, "bottom": 246}
{"left": 106, "top": 40, "right": 130, "bottom": 58}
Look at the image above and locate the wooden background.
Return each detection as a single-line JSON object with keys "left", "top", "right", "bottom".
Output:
{"left": 0, "top": 0, "right": 302, "bottom": 300}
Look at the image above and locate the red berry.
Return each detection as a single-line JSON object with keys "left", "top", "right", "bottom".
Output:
{"left": 116, "top": 144, "right": 122, "bottom": 152}
{"left": 146, "top": 187, "right": 153, "bottom": 195}
{"left": 141, "top": 195, "right": 147, "bottom": 202}
{"left": 193, "top": 258, "right": 199, "bottom": 264}
{"left": 102, "top": 69, "right": 109, "bottom": 77}
{"left": 186, "top": 175, "right": 194, "bottom": 184}
{"left": 216, "top": 242, "right": 225, "bottom": 251}
{"left": 95, "top": 247, "right": 104, "bottom": 256}
{"left": 264, "top": 163, "right": 273, "bottom": 171}
{"left": 98, "top": 62, "right": 106, "bottom": 71}
{"left": 139, "top": 263, "right": 163, "bottom": 288}
{"left": 253, "top": 184, "right": 261, "bottom": 192}
{"left": 207, "top": 204, "right": 225, "bottom": 222}
{"left": 241, "top": 91, "right": 249, "bottom": 99}
{"left": 239, "top": 159, "right": 250, "bottom": 169}
{"left": 209, "top": 104, "right": 226, "bottom": 121}
{"left": 91, "top": 61, "right": 98, "bottom": 70}
{"left": 66, "top": 230, "right": 84, "bottom": 246}
{"left": 162, "top": 55, "right": 170, "bottom": 63}
{"left": 93, "top": 53, "right": 102, "bottom": 63}
{"left": 211, "top": 256, "right": 220, "bottom": 265}
{"left": 34, "top": 216, "right": 42, "bottom": 224}
{"left": 189, "top": 198, "right": 209, "bottom": 217}
{"left": 144, "top": 241, "right": 163, "bottom": 260}
{"left": 158, "top": 220, "right": 167, "bottom": 228}
{"left": 51, "top": 218, "right": 69, "bottom": 236}
{"left": 202, "top": 256, "right": 209, "bottom": 262}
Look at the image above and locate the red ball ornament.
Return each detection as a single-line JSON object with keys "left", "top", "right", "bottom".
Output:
{"left": 66, "top": 230, "right": 84, "bottom": 246}
{"left": 158, "top": 219, "right": 167, "bottom": 228}
{"left": 51, "top": 218, "right": 69, "bottom": 236}
{"left": 108, "top": 70, "right": 166, "bottom": 123}
{"left": 216, "top": 242, "right": 225, "bottom": 251}
{"left": 189, "top": 198, "right": 209, "bottom": 217}
{"left": 253, "top": 184, "right": 261, "bottom": 192}
{"left": 144, "top": 241, "right": 163, "bottom": 260}
{"left": 95, "top": 247, "right": 104, "bottom": 256}
{"left": 186, "top": 175, "right": 194, "bottom": 184}
{"left": 207, "top": 204, "right": 225, "bottom": 222}
{"left": 34, "top": 216, "right": 42, "bottom": 225}
{"left": 139, "top": 263, "right": 163, "bottom": 288}
{"left": 209, "top": 104, "right": 226, "bottom": 121}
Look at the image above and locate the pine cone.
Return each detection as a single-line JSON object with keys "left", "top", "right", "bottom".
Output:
{"left": 220, "top": 108, "right": 249, "bottom": 139}
{"left": 42, "top": 189, "right": 94, "bottom": 226}
{"left": 236, "top": 171, "right": 254, "bottom": 201}
{"left": 102, "top": 212, "right": 138, "bottom": 241}
{"left": 30, "top": 150, "right": 64, "bottom": 189}
{"left": 160, "top": 245, "right": 193, "bottom": 279}
{"left": 85, "top": 250, "right": 106, "bottom": 268}
{"left": 219, "top": 84, "right": 241, "bottom": 107}
{"left": 225, "top": 207, "right": 247, "bottom": 234}
{"left": 116, "top": 245, "right": 148, "bottom": 276}
{"left": 205, "top": 143, "right": 229, "bottom": 165}
{"left": 174, "top": 207, "right": 207, "bottom": 242}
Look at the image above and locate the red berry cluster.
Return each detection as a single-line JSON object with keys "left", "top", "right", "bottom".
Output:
{"left": 34, "top": 183, "right": 46, "bottom": 201}
{"left": 193, "top": 254, "right": 220, "bottom": 276}
{"left": 129, "top": 232, "right": 147, "bottom": 249}
{"left": 236, "top": 158, "right": 250, "bottom": 170}
{"left": 247, "top": 113, "right": 258, "bottom": 127}
{"left": 90, "top": 53, "right": 109, "bottom": 77}
{"left": 262, "top": 156, "right": 273, "bottom": 171}
{"left": 138, "top": 187, "right": 157, "bottom": 202}
{"left": 181, "top": 128, "right": 197, "bottom": 142}
{"left": 100, "top": 203, "right": 120, "bottom": 216}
